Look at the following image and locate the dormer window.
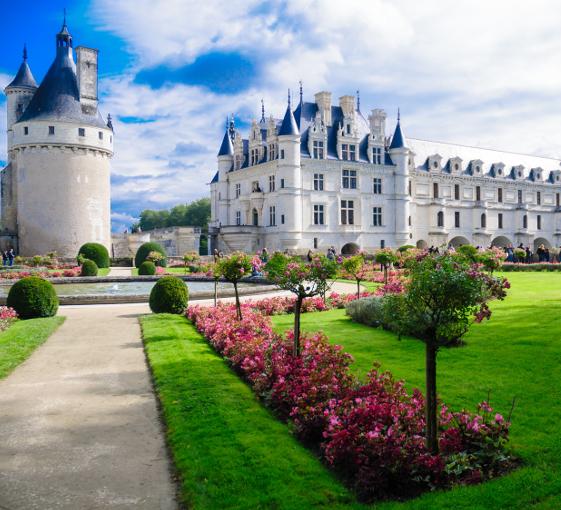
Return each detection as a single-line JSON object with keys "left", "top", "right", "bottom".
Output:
{"left": 518, "top": 171, "right": 522, "bottom": 177}
{"left": 498, "top": 169, "right": 502, "bottom": 175}
{"left": 48, "top": 126, "right": 55, "bottom": 135}
{"left": 475, "top": 165, "right": 481, "bottom": 173}
{"left": 454, "top": 163, "right": 459, "bottom": 171}
{"left": 346, "top": 124, "right": 351, "bottom": 134}
{"left": 313, "top": 140, "right": 324, "bottom": 159}
{"left": 372, "top": 147, "right": 382, "bottom": 165}
{"left": 433, "top": 161, "right": 438, "bottom": 169}
{"left": 78, "top": 128, "right": 85, "bottom": 137}
{"left": 342, "top": 144, "right": 356, "bottom": 161}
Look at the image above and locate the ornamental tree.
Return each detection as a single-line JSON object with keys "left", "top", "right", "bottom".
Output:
{"left": 374, "top": 248, "right": 399, "bottom": 284}
{"left": 265, "top": 252, "right": 338, "bottom": 355}
{"left": 341, "top": 254, "right": 368, "bottom": 298}
{"left": 476, "top": 247, "right": 507, "bottom": 273}
{"left": 215, "top": 252, "right": 252, "bottom": 319}
{"left": 182, "top": 251, "right": 201, "bottom": 273}
{"left": 396, "top": 253, "right": 509, "bottom": 454}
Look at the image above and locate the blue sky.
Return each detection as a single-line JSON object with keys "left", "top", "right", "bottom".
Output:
{"left": 2, "top": 0, "right": 561, "bottom": 231}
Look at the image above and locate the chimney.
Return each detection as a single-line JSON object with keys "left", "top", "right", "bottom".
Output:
{"left": 76, "top": 46, "right": 99, "bottom": 114}
{"left": 339, "top": 95, "right": 355, "bottom": 118}
{"left": 314, "top": 91, "right": 332, "bottom": 126}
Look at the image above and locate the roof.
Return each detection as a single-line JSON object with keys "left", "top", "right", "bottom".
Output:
{"left": 217, "top": 129, "right": 234, "bottom": 156}
{"left": 17, "top": 45, "right": 106, "bottom": 128}
{"left": 408, "top": 138, "right": 561, "bottom": 178}
{"left": 389, "top": 120, "right": 405, "bottom": 150}
{"left": 211, "top": 171, "right": 219, "bottom": 183}
{"left": 6, "top": 59, "right": 37, "bottom": 89}
{"left": 278, "top": 105, "right": 299, "bottom": 136}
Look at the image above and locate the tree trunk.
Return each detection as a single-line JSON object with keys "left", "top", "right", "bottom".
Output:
{"left": 293, "top": 296, "right": 303, "bottom": 356}
{"left": 233, "top": 281, "right": 242, "bottom": 320}
{"left": 214, "top": 279, "right": 218, "bottom": 307}
{"left": 384, "top": 265, "right": 388, "bottom": 285}
{"left": 357, "top": 280, "right": 360, "bottom": 299}
{"left": 425, "top": 341, "right": 439, "bottom": 454}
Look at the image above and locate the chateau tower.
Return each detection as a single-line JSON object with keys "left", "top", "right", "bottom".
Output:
{"left": 2, "top": 19, "right": 113, "bottom": 257}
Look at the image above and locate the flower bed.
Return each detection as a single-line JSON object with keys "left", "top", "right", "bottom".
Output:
{"left": 186, "top": 302, "right": 514, "bottom": 502}
{"left": 0, "top": 306, "right": 18, "bottom": 332}
{"left": 0, "top": 267, "right": 81, "bottom": 280}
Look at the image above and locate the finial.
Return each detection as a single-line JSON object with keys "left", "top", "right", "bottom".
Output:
{"left": 260, "top": 99, "right": 265, "bottom": 122}
{"left": 397, "top": 107, "right": 400, "bottom": 122}
{"left": 23, "top": 44, "right": 28, "bottom": 61}
{"left": 287, "top": 88, "right": 291, "bottom": 108}
{"left": 225, "top": 115, "right": 228, "bottom": 130}
{"left": 299, "top": 80, "right": 303, "bottom": 104}
{"left": 107, "top": 113, "right": 113, "bottom": 130}
{"left": 356, "top": 90, "right": 360, "bottom": 112}
{"left": 63, "top": 7, "right": 67, "bottom": 26}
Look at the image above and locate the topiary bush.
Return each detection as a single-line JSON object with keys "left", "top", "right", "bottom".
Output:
{"left": 135, "top": 242, "right": 167, "bottom": 268}
{"left": 81, "top": 259, "right": 99, "bottom": 277}
{"left": 345, "top": 297, "right": 384, "bottom": 327}
{"left": 7, "top": 276, "right": 59, "bottom": 319}
{"left": 138, "top": 260, "right": 156, "bottom": 275}
{"left": 149, "top": 276, "right": 188, "bottom": 314}
{"left": 77, "top": 243, "right": 110, "bottom": 268}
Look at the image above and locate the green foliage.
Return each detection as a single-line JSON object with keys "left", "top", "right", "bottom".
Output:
{"left": 149, "top": 276, "right": 189, "bottom": 314}
{"left": 139, "top": 260, "right": 157, "bottom": 275}
{"left": 398, "top": 245, "right": 415, "bottom": 253}
{"left": 514, "top": 248, "right": 526, "bottom": 260}
{"left": 135, "top": 242, "right": 167, "bottom": 268}
{"left": 80, "top": 259, "right": 99, "bottom": 277}
{"left": 136, "top": 198, "right": 211, "bottom": 231}
{"left": 7, "top": 276, "right": 59, "bottom": 319}
{"left": 374, "top": 247, "right": 399, "bottom": 266}
{"left": 77, "top": 242, "right": 110, "bottom": 268}
{"left": 457, "top": 244, "right": 478, "bottom": 262}
{"left": 215, "top": 252, "right": 253, "bottom": 319}
{"left": 341, "top": 254, "right": 367, "bottom": 297}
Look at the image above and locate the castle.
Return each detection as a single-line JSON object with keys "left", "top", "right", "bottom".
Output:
{"left": 2, "top": 20, "right": 113, "bottom": 257}
{"left": 209, "top": 89, "right": 561, "bottom": 254}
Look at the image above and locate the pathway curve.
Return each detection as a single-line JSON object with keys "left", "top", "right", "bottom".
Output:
{"left": 0, "top": 280, "right": 359, "bottom": 509}
{"left": 0, "top": 304, "right": 178, "bottom": 510}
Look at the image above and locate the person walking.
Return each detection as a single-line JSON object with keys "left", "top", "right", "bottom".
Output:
{"left": 260, "top": 248, "right": 269, "bottom": 264}
{"left": 7, "top": 248, "right": 15, "bottom": 267}
{"left": 307, "top": 249, "right": 313, "bottom": 262}
{"left": 1, "top": 251, "right": 7, "bottom": 267}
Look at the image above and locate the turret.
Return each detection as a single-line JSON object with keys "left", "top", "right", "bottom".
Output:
{"left": 388, "top": 110, "right": 411, "bottom": 245}
{"left": 4, "top": 45, "right": 37, "bottom": 142}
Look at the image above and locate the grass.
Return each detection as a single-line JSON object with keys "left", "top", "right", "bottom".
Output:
{"left": 141, "top": 314, "right": 359, "bottom": 510}
{"left": 271, "top": 272, "right": 561, "bottom": 509}
{"left": 131, "top": 267, "right": 195, "bottom": 276}
{"left": 0, "top": 316, "right": 65, "bottom": 379}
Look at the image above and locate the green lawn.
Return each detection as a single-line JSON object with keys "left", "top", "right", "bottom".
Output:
{"left": 272, "top": 272, "right": 561, "bottom": 509}
{"left": 141, "top": 314, "right": 359, "bottom": 510}
{"left": 0, "top": 316, "right": 65, "bottom": 379}
{"left": 335, "top": 278, "right": 379, "bottom": 293}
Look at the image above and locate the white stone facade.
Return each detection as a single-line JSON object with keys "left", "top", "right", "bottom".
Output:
{"left": 210, "top": 91, "right": 561, "bottom": 254}
{"left": 1, "top": 23, "right": 113, "bottom": 257}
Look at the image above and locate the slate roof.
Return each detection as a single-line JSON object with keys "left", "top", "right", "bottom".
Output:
{"left": 6, "top": 57, "right": 37, "bottom": 89}
{"left": 17, "top": 43, "right": 106, "bottom": 128}
{"left": 389, "top": 120, "right": 405, "bottom": 150}
{"left": 278, "top": 105, "right": 299, "bottom": 136}
{"left": 217, "top": 129, "right": 234, "bottom": 156}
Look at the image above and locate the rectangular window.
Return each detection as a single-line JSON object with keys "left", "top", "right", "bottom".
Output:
{"left": 314, "top": 237, "right": 318, "bottom": 249}
{"left": 235, "top": 183, "right": 241, "bottom": 198}
{"left": 537, "top": 214, "right": 542, "bottom": 230}
{"left": 280, "top": 149, "right": 285, "bottom": 159}
{"left": 280, "top": 178, "right": 285, "bottom": 188}
{"left": 98, "top": 131, "right": 103, "bottom": 140}
{"left": 380, "top": 240, "right": 385, "bottom": 249}
{"left": 269, "top": 175, "right": 275, "bottom": 192}
{"left": 437, "top": 211, "right": 444, "bottom": 227}
{"left": 269, "top": 206, "right": 276, "bottom": 226}
{"left": 455, "top": 211, "right": 460, "bottom": 228}
{"left": 476, "top": 186, "right": 481, "bottom": 201}
{"left": 48, "top": 126, "right": 55, "bottom": 135}
{"left": 454, "top": 184, "right": 460, "bottom": 200}
{"left": 281, "top": 214, "right": 285, "bottom": 224}
{"left": 23, "top": 126, "right": 29, "bottom": 135}
{"left": 537, "top": 191, "right": 541, "bottom": 205}
{"left": 372, "top": 207, "right": 382, "bottom": 226}
{"left": 498, "top": 188, "right": 503, "bottom": 203}
{"left": 313, "top": 173, "right": 324, "bottom": 191}
{"left": 252, "top": 181, "right": 261, "bottom": 192}
{"left": 341, "top": 200, "right": 354, "bottom": 225}
{"left": 313, "top": 140, "right": 324, "bottom": 159}
{"left": 342, "top": 169, "right": 357, "bottom": 189}
{"left": 518, "top": 189, "right": 523, "bottom": 204}
{"left": 408, "top": 180, "right": 412, "bottom": 196}
{"left": 433, "top": 182, "right": 439, "bottom": 198}
{"left": 236, "top": 211, "right": 241, "bottom": 226}
{"left": 269, "top": 144, "right": 276, "bottom": 160}
{"left": 78, "top": 128, "right": 86, "bottom": 137}
{"left": 341, "top": 144, "right": 356, "bottom": 161}
{"left": 523, "top": 214, "right": 528, "bottom": 229}
{"left": 373, "top": 177, "right": 382, "bottom": 194}
{"left": 557, "top": 193, "right": 560, "bottom": 207}
{"left": 498, "top": 213, "right": 503, "bottom": 229}
{"left": 372, "top": 147, "right": 382, "bottom": 164}
{"left": 313, "top": 205, "right": 325, "bottom": 225}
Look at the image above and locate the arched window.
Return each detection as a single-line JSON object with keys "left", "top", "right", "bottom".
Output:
{"left": 437, "top": 211, "right": 444, "bottom": 227}
{"left": 252, "top": 208, "right": 259, "bottom": 226}
{"left": 523, "top": 214, "right": 528, "bottom": 229}
{"left": 481, "top": 213, "right": 486, "bottom": 228}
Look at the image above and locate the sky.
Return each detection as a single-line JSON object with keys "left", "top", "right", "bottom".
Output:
{"left": 2, "top": 0, "right": 561, "bottom": 231}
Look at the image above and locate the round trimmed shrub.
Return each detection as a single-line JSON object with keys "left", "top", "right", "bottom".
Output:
{"left": 138, "top": 260, "right": 156, "bottom": 275}
{"left": 7, "top": 276, "right": 59, "bottom": 319}
{"left": 81, "top": 259, "right": 99, "bottom": 277}
{"left": 135, "top": 242, "right": 167, "bottom": 268}
{"left": 77, "top": 243, "right": 110, "bottom": 268}
{"left": 149, "top": 276, "right": 188, "bottom": 314}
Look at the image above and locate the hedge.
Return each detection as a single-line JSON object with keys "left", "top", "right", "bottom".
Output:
{"left": 78, "top": 243, "right": 110, "bottom": 268}
{"left": 6, "top": 276, "right": 59, "bottom": 319}
{"left": 135, "top": 242, "right": 167, "bottom": 268}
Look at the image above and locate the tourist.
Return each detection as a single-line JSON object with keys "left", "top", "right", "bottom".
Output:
{"left": 537, "top": 244, "right": 546, "bottom": 263}
{"left": 213, "top": 248, "right": 220, "bottom": 263}
{"left": 506, "top": 244, "right": 514, "bottom": 262}
{"left": 1, "top": 251, "right": 6, "bottom": 266}
{"left": 326, "top": 247, "right": 335, "bottom": 260}
{"left": 307, "top": 249, "right": 313, "bottom": 262}
{"left": 545, "top": 247, "right": 551, "bottom": 263}
{"left": 260, "top": 248, "right": 269, "bottom": 263}
{"left": 525, "top": 246, "right": 532, "bottom": 263}
{"left": 7, "top": 248, "right": 14, "bottom": 267}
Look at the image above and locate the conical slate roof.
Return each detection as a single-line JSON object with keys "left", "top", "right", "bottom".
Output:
{"left": 389, "top": 119, "right": 406, "bottom": 150}
{"left": 217, "top": 129, "right": 234, "bottom": 156}
{"left": 278, "top": 104, "right": 299, "bottom": 136}
{"left": 6, "top": 49, "right": 37, "bottom": 89}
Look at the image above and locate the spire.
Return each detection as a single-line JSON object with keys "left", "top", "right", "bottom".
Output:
{"left": 356, "top": 90, "right": 360, "bottom": 112}
{"left": 228, "top": 113, "right": 235, "bottom": 140}
{"left": 6, "top": 44, "right": 37, "bottom": 89}
{"left": 107, "top": 114, "right": 113, "bottom": 131}
{"left": 389, "top": 109, "right": 406, "bottom": 150}
{"left": 218, "top": 124, "right": 234, "bottom": 157}
{"left": 278, "top": 93, "right": 299, "bottom": 136}
{"left": 299, "top": 80, "right": 303, "bottom": 105}
{"left": 260, "top": 99, "right": 265, "bottom": 123}
{"left": 57, "top": 9, "right": 73, "bottom": 48}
